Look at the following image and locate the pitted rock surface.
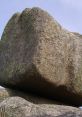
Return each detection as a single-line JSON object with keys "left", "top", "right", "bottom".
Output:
{"left": 0, "top": 7, "right": 82, "bottom": 106}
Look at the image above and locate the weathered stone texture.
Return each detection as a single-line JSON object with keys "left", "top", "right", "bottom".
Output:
{"left": 0, "top": 97, "right": 82, "bottom": 117}
{"left": 0, "top": 7, "right": 82, "bottom": 106}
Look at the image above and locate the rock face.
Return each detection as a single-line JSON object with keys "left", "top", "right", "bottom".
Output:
{"left": 0, "top": 97, "right": 82, "bottom": 117}
{"left": 0, "top": 7, "right": 82, "bottom": 106}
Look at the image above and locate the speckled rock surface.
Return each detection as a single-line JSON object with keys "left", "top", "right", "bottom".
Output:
{"left": 0, "top": 7, "right": 82, "bottom": 106}
{"left": 0, "top": 97, "right": 82, "bottom": 117}
{"left": 0, "top": 88, "right": 10, "bottom": 103}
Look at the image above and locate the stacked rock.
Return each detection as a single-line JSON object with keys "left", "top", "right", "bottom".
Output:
{"left": 0, "top": 7, "right": 82, "bottom": 117}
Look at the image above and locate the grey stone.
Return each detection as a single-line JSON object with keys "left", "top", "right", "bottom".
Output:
{"left": 0, "top": 97, "right": 82, "bottom": 117}
{"left": 0, "top": 7, "right": 82, "bottom": 106}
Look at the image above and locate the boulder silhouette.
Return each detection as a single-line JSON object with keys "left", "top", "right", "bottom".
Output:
{"left": 0, "top": 7, "right": 82, "bottom": 106}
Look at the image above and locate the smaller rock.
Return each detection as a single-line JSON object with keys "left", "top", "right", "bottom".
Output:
{"left": 0, "top": 88, "right": 10, "bottom": 103}
{"left": 0, "top": 97, "right": 82, "bottom": 117}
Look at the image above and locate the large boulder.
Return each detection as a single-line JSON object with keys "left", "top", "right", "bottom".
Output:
{"left": 0, "top": 97, "right": 82, "bottom": 117}
{"left": 0, "top": 7, "right": 82, "bottom": 106}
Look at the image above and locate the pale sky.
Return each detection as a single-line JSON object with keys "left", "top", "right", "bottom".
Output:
{"left": 0, "top": 0, "right": 82, "bottom": 38}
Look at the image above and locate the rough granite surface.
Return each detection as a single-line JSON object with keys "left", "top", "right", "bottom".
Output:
{"left": 0, "top": 7, "right": 82, "bottom": 106}
{"left": 0, "top": 97, "right": 82, "bottom": 117}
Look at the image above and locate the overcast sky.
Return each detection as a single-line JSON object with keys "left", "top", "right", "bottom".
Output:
{"left": 0, "top": 0, "right": 82, "bottom": 38}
